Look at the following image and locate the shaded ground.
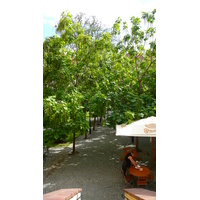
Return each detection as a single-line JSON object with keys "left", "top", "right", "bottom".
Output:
{"left": 43, "top": 125, "right": 156, "bottom": 199}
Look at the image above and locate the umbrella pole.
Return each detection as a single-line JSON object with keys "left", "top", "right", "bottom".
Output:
{"left": 151, "top": 137, "right": 153, "bottom": 169}
{"left": 136, "top": 137, "right": 138, "bottom": 151}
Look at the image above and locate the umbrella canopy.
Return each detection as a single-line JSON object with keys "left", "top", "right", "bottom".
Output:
{"left": 116, "top": 116, "right": 156, "bottom": 137}
{"left": 116, "top": 116, "right": 156, "bottom": 169}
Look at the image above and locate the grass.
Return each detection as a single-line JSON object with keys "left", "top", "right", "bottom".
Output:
{"left": 53, "top": 131, "right": 82, "bottom": 148}
{"left": 54, "top": 142, "right": 71, "bottom": 148}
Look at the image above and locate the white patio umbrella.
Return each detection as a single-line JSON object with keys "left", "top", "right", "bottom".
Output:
{"left": 116, "top": 116, "right": 156, "bottom": 169}
{"left": 116, "top": 116, "right": 156, "bottom": 137}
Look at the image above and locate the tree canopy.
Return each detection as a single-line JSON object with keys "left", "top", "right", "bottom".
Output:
{"left": 43, "top": 9, "right": 156, "bottom": 153}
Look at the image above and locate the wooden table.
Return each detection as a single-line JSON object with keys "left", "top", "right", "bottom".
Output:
{"left": 129, "top": 166, "right": 150, "bottom": 177}
{"left": 123, "top": 188, "right": 156, "bottom": 200}
{"left": 129, "top": 166, "right": 151, "bottom": 186}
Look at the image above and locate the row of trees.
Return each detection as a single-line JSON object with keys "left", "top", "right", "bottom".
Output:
{"left": 43, "top": 9, "right": 156, "bottom": 153}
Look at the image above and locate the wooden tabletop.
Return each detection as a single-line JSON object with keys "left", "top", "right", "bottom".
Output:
{"left": 129, "top": 166, "right": 151, "bottom": 177}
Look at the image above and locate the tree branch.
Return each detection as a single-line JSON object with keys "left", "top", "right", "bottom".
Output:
{"left": 139, "top": 53, "right": 153, "bottom": 82}
{"left": 135, "top": 56, "right": 140, "bottom": 81}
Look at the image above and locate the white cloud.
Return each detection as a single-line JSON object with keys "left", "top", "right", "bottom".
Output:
{"left": 43, "top": 0, "right": 156, "bottom": 28}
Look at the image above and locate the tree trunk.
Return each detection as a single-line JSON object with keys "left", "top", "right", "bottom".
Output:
{"left": 93, "top": 117, "right": 96, "bottom": 130}
{"left": 139, "top": 80, "right": 142, "bottom": 94}
{"left": 84, "top": 111, "right": 87, "bottom": 139}
{"left": 100, "top": 116, "right": 103, "bottom": 125}
{"left": 89, "top": 113, "right": 91, "bottom": 134}
{"left": 73, "top": 132, "right": 76, "bottom": 153}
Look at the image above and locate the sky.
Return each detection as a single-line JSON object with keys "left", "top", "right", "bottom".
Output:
{"left": 43, "top": 0, "right": 156, "bottom": 41}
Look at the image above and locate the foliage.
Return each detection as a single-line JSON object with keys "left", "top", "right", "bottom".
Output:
{"left": 125, "top": 111, "right": 135, "bottom": 124}
{"left": 65, "top": 90, "right": 89, "bottom": 135}
{"left": 43, "top": 96, "right": 70, "bottom": 149}
{"left": 43, "top": 9, "right": 156, "bottom": 149}
{"left": 104, "top": 9, "right": 156, "bottom": 128}
{"left": 88, "top": 91, "right": 107, "bottom": 118}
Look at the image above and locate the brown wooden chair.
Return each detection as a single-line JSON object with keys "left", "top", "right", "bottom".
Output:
{"left": 148, "top": 173, "right": 156, "bottom": 189}
{"left": 123, "top": 151, "right": 129, "bottom": 158}
{"left": 125, "top": 175, "right": 135, "bottom": 186}
{"left": 121, "top": 168, "right": 134, "bottom": 187}
{"left": 136, "top": 177, "right": 148, "bottom": 187}
{"left": 123, "top": 148, "right": 139, "bottom": 158}
{"left": 123, "top": 147, "right": 131, "bottom": 152}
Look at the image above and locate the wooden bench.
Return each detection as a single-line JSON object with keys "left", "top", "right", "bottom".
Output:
{"left": 123, "top": 188, "right": 156, "bottom": 200}
{"left": 43, "top": 188, "right": 82, "bottom": 200}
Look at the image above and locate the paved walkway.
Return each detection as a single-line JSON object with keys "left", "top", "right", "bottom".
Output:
{"left": 43, "top": 125, "right": 156, "bottom": 199}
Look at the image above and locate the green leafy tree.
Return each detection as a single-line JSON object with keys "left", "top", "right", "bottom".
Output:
{"left": 112, "top": 9, "right": 156, "bottom": 95}
{"left": 88, "top": 91, "right": 107, "bottom": 129}
{"left": 55, "top": 12, "right": 100, "bottom": 152}
{"left": 43, "top": 96, "right": 70, "bottom": 150}
{"left": 43, "top": 9, "right": 156, "bottom": 150}
{"left": 65, "top": 90, "right": 89, "bottom": 153}
{"left": 105, "top": 9, "right": 156, "bottom": 128}
{"left": 43, "top": 35, "right": 72, "bottom": 99}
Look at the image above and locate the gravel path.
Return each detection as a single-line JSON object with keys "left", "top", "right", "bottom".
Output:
{"left": 43, "top": 125, "right": 156, "bottom": 199}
